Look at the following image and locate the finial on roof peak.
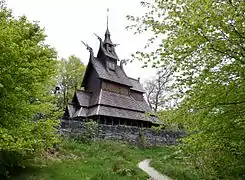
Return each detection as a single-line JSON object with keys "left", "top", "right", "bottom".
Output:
{"left": 107, "top": 9, "right": 109, "bottom": 28}
{"left": 104, "top": 8, "right": 113, "bottom": 45}
{"left": 105, "top": 8, "right": 110, "bottom": 35}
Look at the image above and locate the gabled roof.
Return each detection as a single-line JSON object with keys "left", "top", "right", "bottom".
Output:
{"left": 75, "top": 90, "right": 91, "bottom": 107}
{"left": 82, "top": 26, "right": 134, "bottom": 87}
{"left": 129, "top": 77, "right": 145, "bottom": 92}
{"left": 89, "top": 57, "right": 132, "bottom": 86}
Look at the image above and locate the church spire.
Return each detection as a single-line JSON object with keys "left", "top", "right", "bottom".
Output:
{"left": 104, "top": 8, "right": 113, "bottom": 45}
{"left": 106, "top": 8, "right": 109, "bottom": 34}
{"left": 94, "top": 9, "right": 119, "bottom": 60}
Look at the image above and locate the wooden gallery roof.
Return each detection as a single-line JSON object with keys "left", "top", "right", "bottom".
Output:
{"left": 65, "top": 26, "right": 162, "bottom": 125}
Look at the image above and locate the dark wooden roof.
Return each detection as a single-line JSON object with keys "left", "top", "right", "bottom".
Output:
{"left": 74, "top": 107, "right": 88, "bottom": 117}
{"left": 82, "top": 56, "right": 132, "bottom": 87}
{"left": 75, "top": 90, "right": 151, "bottom": 113}
{"left": 86, "top": 105, "right": 161, "bottom": 123}
{"left": 67, "top": 89, "right": 161, "bottom": 124}
{"left": 82, "top": 56, "right": 147, "bottom": 90}
{"left": 104, "top": 28, "right": 113, "bottom": 45}
{"left": 91, "top": 57, "right": 132, "bottom": 86}
{"left": 90, "top": 90, "right": 150, "bottom": 112}
{"left": 129, "top": 77, "right": 145, "bottom": 92}
{"left": 75, "top": 90, "right": 91, "bottom": 107}
{"left": 88, "top": 105, "right": 143, "bottom": 119}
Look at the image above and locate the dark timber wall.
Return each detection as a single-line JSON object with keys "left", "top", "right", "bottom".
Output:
{"left": 87, "top": 69, "right": 101, "bottom": 93}
{"left": 61, "top": 120, "right": 184, "bottom": 146}
{"left": 101, "top": 81, "right": 129, "bottom": 96}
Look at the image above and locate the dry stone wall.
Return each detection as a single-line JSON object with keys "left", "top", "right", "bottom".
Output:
{"left": 61, "top": 120, "right": 185, "bottom": 146}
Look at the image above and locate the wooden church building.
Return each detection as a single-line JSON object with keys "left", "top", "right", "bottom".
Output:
{"left": 64, "top": 25, "right": 161, "bottom": 128}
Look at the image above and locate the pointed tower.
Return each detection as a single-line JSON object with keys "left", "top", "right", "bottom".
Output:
{"left": 104, "top": 14, "right": 113, "bottom": 46}
{"left": 104, "top": 9, "right": 114, "bottom": 50}
{"left": 63, "top": 12, "right": 162, "bottom": 128}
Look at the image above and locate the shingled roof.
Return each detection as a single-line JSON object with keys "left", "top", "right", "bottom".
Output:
{"left": 75, "top": 90, "right": 91, "bottom": 107}
{"left": 73, "top": 90, "right": 153, "bottom": 113}
{"left": 86, "top": 105, "right": 161, "bottom": 124}
{"left": 90, "top": 57, "right": 132, "bottom": 86}
{"left": 67, "top": 89, "right": 161, "bottom": 124}
{"left": 129, "top": 77, "right": 145, "bottom": 92}
{"left": 90, "top": 90, "right": 150, "bottom": 113}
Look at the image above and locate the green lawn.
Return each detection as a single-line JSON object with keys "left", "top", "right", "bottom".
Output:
{"left": 151, "top": 151, "right": 204, "bottom": 180}
{"left": 11, "top": 140, "right": 201, "bottom": 180}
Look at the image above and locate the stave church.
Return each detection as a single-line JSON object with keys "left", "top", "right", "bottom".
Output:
{"left": 63, "top": 22, "right": 162, "bottom": 128}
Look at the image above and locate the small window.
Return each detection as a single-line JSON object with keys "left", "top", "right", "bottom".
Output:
{"left": 108, "top": 62, "right": 115, "bottom": 70}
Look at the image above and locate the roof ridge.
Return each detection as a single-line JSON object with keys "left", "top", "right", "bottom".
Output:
{"left": 128, "top": 77, "right": 139, "bottom": 81}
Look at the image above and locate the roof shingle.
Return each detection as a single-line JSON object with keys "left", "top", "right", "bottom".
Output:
{"left": 129, "top": 77, "right": 145, "bottom": 92}
{"left": 73, "top": 107, "right": 88, "bottom": 117}
{"left": 76, "top": 90, "right": 91, "bottom": 107}
{"left": 87, "top": 105, "right": 161, "bottom": 124}
{"left": 90, "top": 90, "right": 153, "bottom": 113}
{"left": 90, "top": 90, "right": 141, "bottom": 111}
{"left": 91, "top": 57, "right": 132, "bottom": 86}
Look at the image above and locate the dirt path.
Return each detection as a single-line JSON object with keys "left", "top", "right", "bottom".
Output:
{"left": 138, "top": 159, "right": 172, "bottom": 180}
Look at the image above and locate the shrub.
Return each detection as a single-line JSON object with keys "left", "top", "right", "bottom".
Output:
{"left": 74, "top": 120, "right": 99, "bottom": 144}
{"left": 138, "top": 129, "right": 147, "bottom": 148}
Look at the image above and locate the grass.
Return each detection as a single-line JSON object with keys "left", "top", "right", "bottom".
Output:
{"left": 151, "top": 150, "right": 204, "bottom": 180}
{"left": 10, "top": 139, "right": 202, "bottom": 180}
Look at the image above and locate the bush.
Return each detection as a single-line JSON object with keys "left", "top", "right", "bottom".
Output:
{"left": 74, "top": 120, "right": 99, "bottom": 144}
{"left": 0, "top": 119, "right": 60, "bottom": 178}
{"left": 138, "top": 129, "right": 147, "bottom": 148}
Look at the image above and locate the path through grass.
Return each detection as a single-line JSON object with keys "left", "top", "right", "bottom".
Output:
{"left": 11, "top": 140, "right": 202, "bottom": 180}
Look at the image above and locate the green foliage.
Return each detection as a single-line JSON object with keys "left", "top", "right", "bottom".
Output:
{"left": 11, "top": 140, "right": 178, "bottom": 180}
{"left": 151, "top": 150, "right": 204, "bottom": 180}
{"left": 56, "top": 55, "right": 86, "bottom": 109}
{"left": 151, "top": 125, "right": 163, "bottom": 134}
{"left": 129, "top": 0, "right": 245, "bottom": 179}
{"left": 74, "top": 120, "right": 99, "bottom": 144}
{"left": 138, "top": 129, "right": 147, "bottom": 148}
{"left": 0, "top": 2, "right": 60, "bottom": 177}
{"left": 157, "top": 110, "right": 183, "bottom": 131}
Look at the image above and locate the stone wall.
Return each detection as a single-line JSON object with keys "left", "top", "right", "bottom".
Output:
{"left": 61, "top": 120, "right": 185, "bottom": 146}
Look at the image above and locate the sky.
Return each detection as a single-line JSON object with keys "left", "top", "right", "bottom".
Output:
{"left": 7, "top": 0, "right": 157, "bottom": 81}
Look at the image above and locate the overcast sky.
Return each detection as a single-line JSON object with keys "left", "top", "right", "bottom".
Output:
{"left": 7, "top": 0, "right": 157, "bottom": 81}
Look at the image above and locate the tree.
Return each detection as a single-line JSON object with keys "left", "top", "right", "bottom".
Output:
{"left": 56, "top": 55, "right": 86, "bottom": 109}
{"left": 0, "top": 2, "right": 59, "bottom": 176}
{"left": 128, "top": 0, "right": 245, "bottom": 179}
{"left": 144, "top": 66, "right": 172, "bottom": 112}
